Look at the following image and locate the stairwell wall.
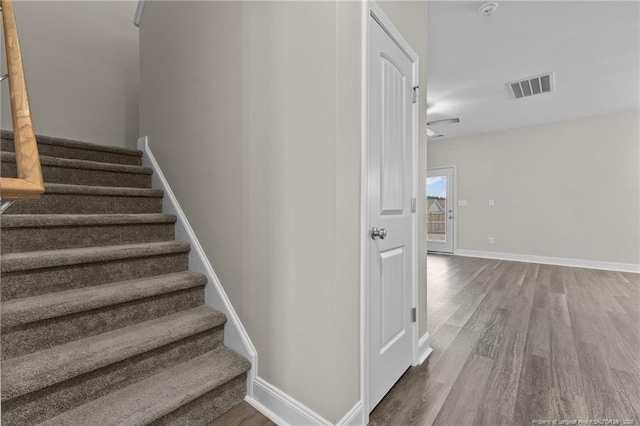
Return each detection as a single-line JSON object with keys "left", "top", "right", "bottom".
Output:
{"left": 139, "top": 1, "right": 362, "bottom": 422}
{"left": 0, "top": 1, "right": 139, "bottom": 148}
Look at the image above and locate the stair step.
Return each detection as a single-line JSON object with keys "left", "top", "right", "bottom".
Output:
{"left": 0, "top": 130, "right": 252, "bottom": 425}
{"left": 1, "top": 214, "right": 177, "bottom": 253}
{"left": 2, "top": 271, "right": 207, "bottom": 327}
{"left": 1, "top": 309, "right": 226, "bottom": 426}
{"left": 1, "top": 306, "right": 226, "bottom": 401}
{"left": 4, "top": 183, "right": 164, "bottom": 214}
{"left": 1, "top": 242, "right": 191, "bottom": 301}
{"left": 1, "top": 130, "right": 142, "bottom": 166}
{"left": 1, "top": 272, "right": 207, "bottom": 359}
{"left": 1, "top": 152, "right": 152, "bottom": 188}
{"left": 1, "top": 241, "right": 191, "bottom": 273}
{"left": 40, "top": 346, "right": 250, "bottom": 426}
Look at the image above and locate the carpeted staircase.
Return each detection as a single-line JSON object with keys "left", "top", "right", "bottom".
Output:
{"left": 0, "top": 130, "right": 251, "bottom": 425}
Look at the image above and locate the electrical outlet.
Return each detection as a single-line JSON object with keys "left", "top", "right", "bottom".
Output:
{"left": 488, "top": 237, "right": 494, "bottom": 244}
{"left": 489, "top": 199, "right": 495, "bottom": 206}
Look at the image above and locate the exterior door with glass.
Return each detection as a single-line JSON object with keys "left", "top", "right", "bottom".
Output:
{"left": 427, "top": 167, "right": 454, "bottom": 253}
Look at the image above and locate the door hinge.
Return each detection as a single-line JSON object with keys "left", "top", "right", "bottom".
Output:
{"left": 411, "top": 307, "right": 417, "bottom": 323}
{"left": 411, "top": 197, "right": 417, "bottom": 213}
{"left": 412, "top": 86, "right": 419, "bottom": 104}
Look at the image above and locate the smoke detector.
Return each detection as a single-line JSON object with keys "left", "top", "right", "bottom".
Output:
{"left": 479, "top": 2, "right": 498, "bottom": 17}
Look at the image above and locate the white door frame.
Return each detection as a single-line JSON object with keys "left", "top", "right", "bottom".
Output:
{"left": 427, "top": 165, "right": 458, "bottom": 254}
{"left": 360, "top": 1, "right": 419, "bottom": 420}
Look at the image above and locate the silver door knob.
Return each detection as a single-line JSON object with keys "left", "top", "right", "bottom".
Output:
{"left": 371, "top": 227, "right": 387, "bottom": 240}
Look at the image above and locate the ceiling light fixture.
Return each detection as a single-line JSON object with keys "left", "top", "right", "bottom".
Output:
{"left": 427, "top": 127, "right": 444, "bottom": 138}
{"left": 427, "top": 118, "right": 461, "bottom": 126}
{"left": 479, "top": 2, "right": 498, "bottom": 17}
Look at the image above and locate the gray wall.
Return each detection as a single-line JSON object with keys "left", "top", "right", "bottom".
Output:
{"left": 140, "top": 2, "right": 360, "bottom": 421}
{"left": 427, "top": 110, "right": 640, "bottom": 265}
{"left": 1, "top": 1, "right": 139, "bottom": 148}
{"left": 140, "top": 1, "right": 428, "bottom": 421}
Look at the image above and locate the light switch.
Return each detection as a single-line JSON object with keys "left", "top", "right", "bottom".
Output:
{"left": 458, "top": 200, "right": 468, "bottom": 207}
{"left": 489, "top": 199, "right": 495, "bottom": 206}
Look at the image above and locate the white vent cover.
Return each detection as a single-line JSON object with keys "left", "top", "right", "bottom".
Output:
{"left": 509, "top": 72, "right": 554, "bottom": 99}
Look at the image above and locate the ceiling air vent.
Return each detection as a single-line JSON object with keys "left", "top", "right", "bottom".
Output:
{"left": 509, "top": 72, "right": 554, "bottom": 99}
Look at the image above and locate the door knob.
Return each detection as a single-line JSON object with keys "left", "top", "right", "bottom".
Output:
{"left": 371, "top": 227, "right": 387, "bottom": 240}
{"left": 449, "top": 215, "right": 453, "bottom": 219}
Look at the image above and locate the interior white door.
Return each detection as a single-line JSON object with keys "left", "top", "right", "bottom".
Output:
{"left": 427, "top": 167, "right": 454, "bottom": 253}
{"left": 368, "top": 16, "right": 416, "bottom": 410}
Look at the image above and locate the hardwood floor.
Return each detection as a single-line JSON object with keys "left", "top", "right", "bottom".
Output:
{"left": 208, "top": 401, "right": 275, "bottom": 426}
{"left": 370, "top": 255, "right": 640, "bottom": 426}
{"left": 211, "top": 256, "right": 638, "bottom": 425}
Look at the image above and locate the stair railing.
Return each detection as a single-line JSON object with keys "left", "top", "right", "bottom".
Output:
{"left": 0, "top": 0, "right": 44, "bottom": 202}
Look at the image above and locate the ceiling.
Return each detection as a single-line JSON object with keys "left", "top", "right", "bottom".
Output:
{"left": 426, "top": 1, "right": 640, "bottom": 140}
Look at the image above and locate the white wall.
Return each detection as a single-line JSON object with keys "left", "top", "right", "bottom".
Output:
{"left": 427, "top": 110, "right": 640, "bottom": 266}
{"left": 1, "top": 1, "right": 139, "bottom": 148}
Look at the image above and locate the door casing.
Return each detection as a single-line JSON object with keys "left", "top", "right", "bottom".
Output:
{"left": 427, "top": 165, "right": 457, "bottom": 254}
{"left": 360, "top": 1, "right": 420, "bottom": 420}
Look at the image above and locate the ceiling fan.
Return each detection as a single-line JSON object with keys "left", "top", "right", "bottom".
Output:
{"left": 426, "top": 117, "right": 460, "bottom": 139}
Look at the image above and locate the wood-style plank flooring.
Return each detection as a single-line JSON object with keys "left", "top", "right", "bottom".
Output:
{"left": 208, "top": 401, "right": 275, "bottom": 426}
{"left": 370, "top": 255, "right": 640, "bottom": 426}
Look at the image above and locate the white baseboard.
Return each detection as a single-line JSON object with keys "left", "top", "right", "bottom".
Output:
{"left": 248, "top": 377, "right": 330, "bottom": 425}
{"left": 455, "top": 249, "right": 640, "bottom": 273}
{"left": 417, "top": 332, "right": 433, "bottom": 365}
{"left": 138, "top": 136, "right": 258, "bottom": 396}
{"left": 336, "top": 400, "right": 365, "bottom": 426}
{"left": 246, "top": 377, "right": 365, "bottom": 426}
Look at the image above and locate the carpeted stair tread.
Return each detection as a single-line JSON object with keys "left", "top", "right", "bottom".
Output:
{"left": 41, "top": 183, "right": 163, "bottom": 197}
{"left": 1, "top": 241, "right": 191, "bottom": 273}
{"left": 1, "top": 152, "right": 152, "bottom": 175}
{"left": 5, "top": 184, "right": 164, "bottom": 215}
{"left": 40, "top": 346, "right": 250, "bottom": 426}
{"left": 1, "top": 272, "right": 207, "bottom": 328}
{"left": 1, "top": 213, "right": 176, "bottom": 228}
{"left": 1, "top": 130, "right": 252, "bottom": 423}
{"left": 1, "top": 214, "right": 178, "bottom": 254}
{"left": 1, "top": 306, "right": 226, "bottom": 401}
{"left": 1, "top": 130, "right": 143, "bottom": 158}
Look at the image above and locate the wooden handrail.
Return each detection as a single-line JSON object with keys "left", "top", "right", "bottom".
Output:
{"left": 0, "top": 0, "right": 43, "bottom": 200}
